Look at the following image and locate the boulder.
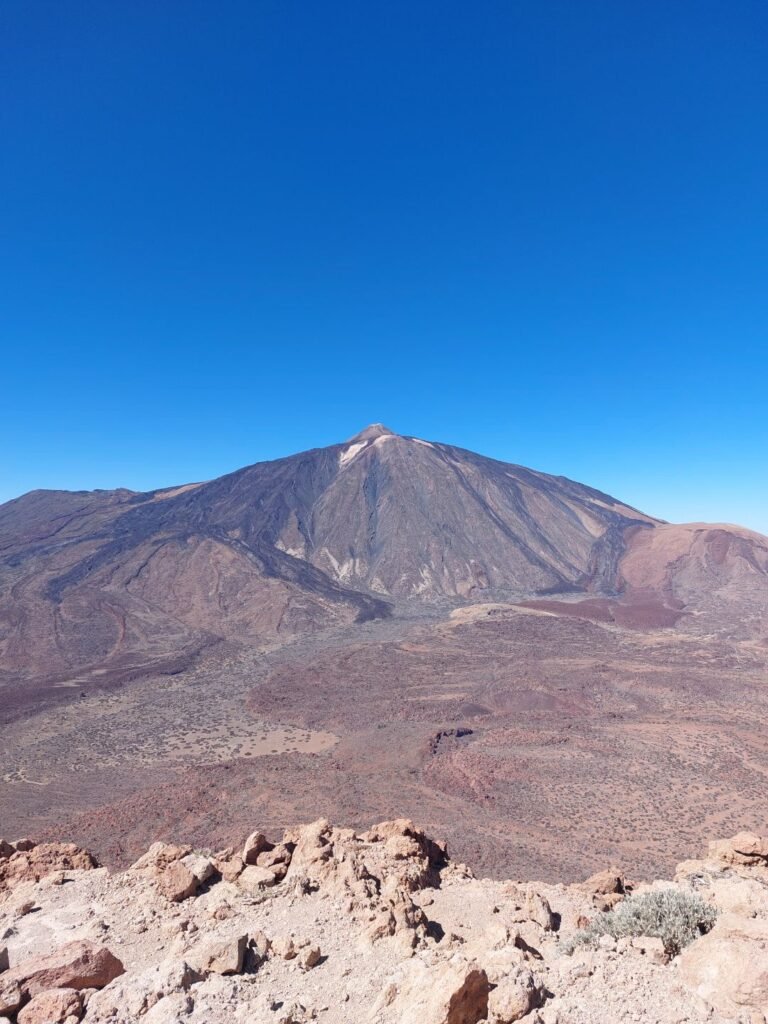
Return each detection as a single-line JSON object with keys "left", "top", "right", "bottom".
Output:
{"left": 130, "top": 843, "right": 192, "bottom": 872}
{"left": 574, "top": 868, "right": 626, "bottom": 911}
{"left": 360, "top": 819, "right": 447, "bottom": 891}
{"left": 242, "top": 831, "right": 271, "bottom": 865}
{"left": 256, "top": 843, "right": 293, "bottom": 869}
{"left": 371, "top": 955, "right": 489, "bottom": 1024}
{"left": 250, "top": 930, "right": 272, "bottom": 958}
{"left": 180, "top": 853, "right": 215, "bottom": 885}
{"left": 284, "top": 819, "right": 334, "bottom": 882}
{"left": 82, "top": 960, "right": 200, "bottom": 1020}
{"left": 576, "top": 868, "right": 625, "bottom": 896}
{"left": 366, "top": 890, "right": 429, "bottom": 948}
{"left": 3, "top": 942, "right": 123, "bottom": 1001}
{"left": 0, "top": 842, "right": 13, "bottom": 860}
{"left": 283, "top": 819, "right": 379, "bottom": 902}
{"left": 128, "top": 843, "right": 204, "bottom": 902}
{"left": 502, "top": 885, "right": 556, "bottom": 931}
{"left": 708, "top": 832, "right": 768, "bottom": 867}
{"left": 158, "top": 861, "right": 199, "bottom": 903}
{"left": 487, "top": 967, "right": 543, "bottom": 1023}
{"left": 678, "top": 913, "right": 768, "bottom": 1016}
{"left": 0, "top": 978, "right": 22, "bottom": 1016}
{"left": 274, "top": 1002, "right": 312, "bottom": 1024}
{"left": 272, "top": 937, "right": 297, "bottom": 960}
{"left": 192, "top": 934, "right": 247, "bottom": 975}
{"left": 17, "top": 987, "right": 82, "bottom": 1024}
{"left": 238, "top": 864, "right": 278, "bottom": 893}
{"left": 212, "top": 849, "right": 244, "bottom": 883}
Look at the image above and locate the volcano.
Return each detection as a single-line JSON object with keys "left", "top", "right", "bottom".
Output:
{"left": 2, "top": 425, "right": 767, "bottom": 701}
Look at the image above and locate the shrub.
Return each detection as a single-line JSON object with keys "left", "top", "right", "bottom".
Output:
{"left": 563, "top": 887, "right": 717, "bottom": 956}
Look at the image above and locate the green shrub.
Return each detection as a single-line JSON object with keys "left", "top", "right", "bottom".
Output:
{"left": 563, "top": 887, "right": 717, "bottom": 957}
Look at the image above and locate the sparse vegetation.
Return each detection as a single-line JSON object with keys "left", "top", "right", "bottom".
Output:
{"left": 563, "top": 888, "right": 717, "bottom": 956}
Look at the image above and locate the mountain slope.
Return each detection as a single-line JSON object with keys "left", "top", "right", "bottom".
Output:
{"left": 1, "top": 425, "right": 765, "bottom": 696}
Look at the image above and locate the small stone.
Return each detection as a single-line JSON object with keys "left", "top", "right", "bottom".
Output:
{"left": 250, "top": 930, "right": 272, "bottom": 958}
{"left": 630, "top": 935, "right": 667, "bottom": 964}
{"left": 272, "top": 936, "right": 297, "bottom": 960}
{"left": 297, "top": 946, "right": 321, "bottom": 971}
{"left": 211, "top": 903, "right": 234, "bottom": 921}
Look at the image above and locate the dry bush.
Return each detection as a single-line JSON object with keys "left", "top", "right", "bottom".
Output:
{"left": 564, "top": 887, "right": 717, "bottom": 956}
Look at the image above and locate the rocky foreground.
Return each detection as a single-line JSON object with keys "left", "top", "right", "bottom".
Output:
{"left": 1, "top": 822, "right": 767, "bottom": 1024}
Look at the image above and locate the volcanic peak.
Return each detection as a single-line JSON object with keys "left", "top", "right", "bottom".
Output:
{"left": 346, "top": 423, "right": 396, "bottom": 442}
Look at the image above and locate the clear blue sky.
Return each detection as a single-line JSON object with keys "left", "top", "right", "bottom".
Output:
{"left": 2, "top": 1, "right": 767, "bottom": 532}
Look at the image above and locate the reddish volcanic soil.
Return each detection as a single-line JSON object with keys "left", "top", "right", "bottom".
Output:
{"left": 518, "top": 597, "right": 687, "bottom": 629}
{"left": 3, "top": 602, "right": 768, "bottom": 883}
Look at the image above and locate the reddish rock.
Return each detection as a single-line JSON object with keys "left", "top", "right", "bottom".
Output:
{"left": 256, "top": 843, "right": 293, "bottom": 869}
{"left": 297, "top": 945, "right": 321, "bottom": 971}
{"left": 129, "top": 842, "right": 203, "bottom": 901}
{"left": 17, "top": 987, "right": 82, "bottom": 1024}
{"left": 158, "top": 861, "right": 199, "bottom": 902}
{"left": 4, "top": 940, "right": 124, "bottom": 999}
{"left": 577, "top": 868, "right": 625, "bottom": 896}
{"left": 213, "top": 849, "right": 245, "bottom": 883}
{"left": 487, "top": 966, "right": 543, "bottom": 1023}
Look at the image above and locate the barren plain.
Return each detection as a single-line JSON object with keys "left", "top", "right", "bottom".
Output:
{"left": 3, "top": 597, "right": 767, "bottom": 883}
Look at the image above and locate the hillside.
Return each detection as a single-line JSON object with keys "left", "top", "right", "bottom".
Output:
{"left": 1, "top": 822, "right": 767, "bottom": 1023}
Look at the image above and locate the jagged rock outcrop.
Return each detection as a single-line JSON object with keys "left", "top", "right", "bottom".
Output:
{"left": 2, "top": 822, "right": 768, "bottom": 1023}
{"left": 0, "top": 843, "right": 96, "bottom": 895}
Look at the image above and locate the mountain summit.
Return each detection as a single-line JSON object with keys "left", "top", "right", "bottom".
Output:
{"left": 346, "top": 423, "right": 396, "bottom": 442}
{"left": 1, "top": 427, "right": 766, "bottom": 694}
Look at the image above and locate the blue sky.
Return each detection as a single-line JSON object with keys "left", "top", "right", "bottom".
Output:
{"left": 2, "top": 1, "right": 767, "bottom": 532}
